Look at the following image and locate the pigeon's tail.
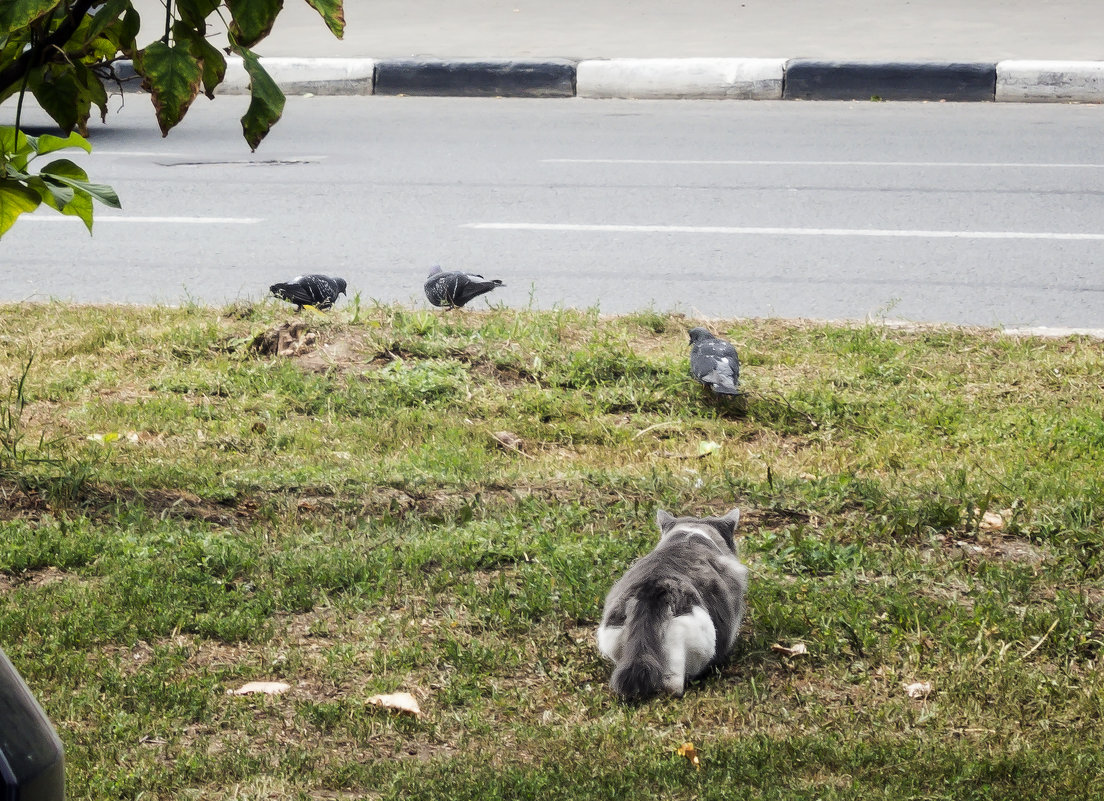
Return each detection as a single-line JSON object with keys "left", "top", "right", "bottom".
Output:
{"left": 270, "top": 283, "right": 294, "bottom": 302}
{"left": 698, "top": 370, "right": 738, "bottom": 395}
{"left": 709, "top": 378, "right": 741, "bottom": 396}
{"left": 454, "top": 278, "right": 504, "bottom": 307}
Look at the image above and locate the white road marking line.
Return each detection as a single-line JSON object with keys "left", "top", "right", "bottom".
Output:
{"left": 22, "top": 216, "right": 262, "bottom": 224}
{"left": 463, "top": 223, "right": 1104, "bottom": 241}
{"left": 543, "top": 159, "right": 1104, "bottom": 168}
{"left": 91, "top": 151, "right": 187, "bottom": 157}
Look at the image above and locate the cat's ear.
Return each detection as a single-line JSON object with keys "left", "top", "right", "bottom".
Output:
{"left": 715, "top": 508, "right": 741, "bottom": 546}
{"left": 656, "top": 509, "right": 675, "bottom": 532}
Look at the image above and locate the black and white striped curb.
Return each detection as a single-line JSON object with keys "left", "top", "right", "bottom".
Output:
{"left": 115, "top": 58, "right": 1104, "bottom": 102}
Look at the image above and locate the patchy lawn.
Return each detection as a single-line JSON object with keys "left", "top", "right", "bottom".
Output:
{"left": 2, "top": 301, "right": 1103, "bottom": 800}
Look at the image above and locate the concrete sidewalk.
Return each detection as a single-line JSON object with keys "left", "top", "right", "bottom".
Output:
{"left": 126, "top": 0, "right": 1104, "bottom": 100}
{"left": 135, "top": 0, "right": 1104, "bottom": 61}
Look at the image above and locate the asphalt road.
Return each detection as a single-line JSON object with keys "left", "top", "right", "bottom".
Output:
{"left": 5, "top": 96, "right": 1104, "bottom": 327}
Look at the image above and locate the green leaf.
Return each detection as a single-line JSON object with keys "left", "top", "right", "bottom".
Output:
{"left": 74, "top": 59, "right": 110, "bottom": 126}
{"left": 173, "top": 20, "right": 227, "bottom": 99}
{"left": 0, "top": 0, "right": 59, "bottom": 37}
{"left": 28, "top": 174, "right": 76, "bottom": 210}
{"left": 40, "top": 159, "right": 121, "bottom": 209}
{"left": 35, "top": 131, "right": 91, "bottom": 159}
{"left": 28, "top": 65, "right": 81, "bottom": 133}
{"left": 227, "top": 0, "right": 284, "bottom": 48}
{"left": 38, "top": 176, "right": 94, "bottom": 231}
{"left": 232, "top": 46, "right": 285, "bottom": 151}
{"left": 115, "top": 4, "right": 141, "bottom": 55}
{"left": 0, "top": 179, "right": 43, "bottom": 238}
{"left": 176, "top": 0, "right": 222, "bottom": 29}
{"left": 27, "top": 61, "right": 106, "bottom": 135}
{"left": 85, "top": 35, "right": 120, "bottom": 62}
{"left": 135, "top": 41, "right": 203, "bottom": 137}
{"left": 304, "top": 0, "right": 344, "bottom": 39}
{"left": 37, "top": 157, "right": 88, "bottom": 183}
{"left": 0, "top": 126, "right": 32, "bottom": 163}
{"left": 81, "top": 0, "right": 128, "bottom": 45}
{"left": 697, "top": 440, "right": 721, "bottom": 456}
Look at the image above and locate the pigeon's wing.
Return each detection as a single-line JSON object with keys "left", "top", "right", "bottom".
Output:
{"left": 702, "top": 361, "right": 740, "bottom": 394}
{"left": 424, "top": 272, "right": 454, "bottom": 307}
{"left": 689, "top": 347, "right": 717, "bottom": 382}
{"left": 301, "top": 274, "right": 340, "bottom": 308}
{"left": 453, "top": 274, "right": 503, "bottom": 307}
{"left": 691, "top": 338, "right": 740, "bottom": 394}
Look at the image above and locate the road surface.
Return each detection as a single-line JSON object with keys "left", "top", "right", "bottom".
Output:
{"left": 4, "top": 96, "right": 1103, "bottom": 327}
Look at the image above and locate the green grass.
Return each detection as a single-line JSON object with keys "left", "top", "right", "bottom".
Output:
{"left": 2, "top": 301, "right": 1104, "bottom": 800}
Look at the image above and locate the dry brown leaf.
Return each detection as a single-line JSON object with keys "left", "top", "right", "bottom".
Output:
{"left": 771, "top": 642, "right": 809, "bottom": 657}
{"left": 978, "top": 510, "right": 1006, "bottom": 531}
{"left": 675, "top": 742, "right": 701, "bottom": 770}
{"left": 226, "top": 681, "right": 290, "bottom": 696}
{"left": 904, "top": 681, "right": 932, "bottom": 699}
{"left": 367, "top": 691, "right": 422, "bottom": 717}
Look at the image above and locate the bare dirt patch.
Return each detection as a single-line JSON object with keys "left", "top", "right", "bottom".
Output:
{"left": 0, "top": 565, "right": 81, "bottom": 593}
{"left": 0, "top": 479, "right": 50, "bottom": 521}
{"left": 250, "top": 322, "right": 318, "bottom": 358}
{"left": 946, "top": 534, "right": 1047, "bottom": 565}
{"left": 82, "top": 485, "right": 246, "bottom": 526}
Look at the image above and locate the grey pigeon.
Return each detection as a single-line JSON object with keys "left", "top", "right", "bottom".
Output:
{"left": 688, "top": 327, "right": 741, "bottom": 396}
{"left": 270, "top": 274, "right": 347, "bottom": 310}
{"left": 424, "top": 266, "right": 504, "bottom": 308}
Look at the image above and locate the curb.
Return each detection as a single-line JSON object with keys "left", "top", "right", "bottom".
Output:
{"left": 112, "top": 57, "right": 1104, "bottom": 102}
{"left": 374, "top": 58, "right": 575, "bottom": 97}
{"left": 783, "top": 60, "right": 995, "bottom": 101}
{"left": 577, "top": 58, "right": 784, "bottom": 99}
{"left": 996, "top": 60, "right": 1104, "bottom": 102}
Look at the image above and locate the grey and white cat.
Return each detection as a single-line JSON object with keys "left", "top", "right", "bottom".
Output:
{"left": 596, "top": 508, "right": 748, "bottom": 701}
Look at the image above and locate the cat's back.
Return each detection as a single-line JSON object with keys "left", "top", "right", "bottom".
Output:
{"left": 607, "top": 528, "right": 742, "bottom": 607}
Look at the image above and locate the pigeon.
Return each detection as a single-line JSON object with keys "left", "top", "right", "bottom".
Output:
{"left": 269, "top": 274, "right": 347, "bottom": 310}
{"left": 424, "top": 266, "right": 504, "bottom": 308}
{"left": 688, "top": 327, "right": 741, "bottom": 396}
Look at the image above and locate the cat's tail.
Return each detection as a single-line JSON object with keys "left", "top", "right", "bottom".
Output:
{"left": 610, "top": 580, "right": 680, "bottom": 701}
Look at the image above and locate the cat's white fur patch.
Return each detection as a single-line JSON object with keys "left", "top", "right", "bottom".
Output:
{"left": 670, "top": 524, "right": 723, "bottom": 552}
{"left": 596, "top": 623, "right": 623, "bottom": 663}
{"left": 662, "top": 605, "right": 716, "bottom": 695}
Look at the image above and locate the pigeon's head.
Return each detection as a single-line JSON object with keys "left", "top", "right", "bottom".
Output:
{"left": 688, "top": 327, "right": 713, "bottom": 343}
{"left": 426, "top": 265, "right": 443, "bottom": 278}
{"left": 336, "top": 277, "right": 348, "bottom": 296}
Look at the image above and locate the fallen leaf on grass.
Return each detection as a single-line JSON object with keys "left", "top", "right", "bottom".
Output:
{"left": 980, "top": 514, "right": 1006, "bottom": 534}
{"left": 903, "top": 681, "right": 932, "bottom": 699}
{"left": 697, "top": 440, "right": 721, "bottom": 457}
{"left": 367, "top": 691, "right": 421, "bottom": 717}
{"left": 226, "top": 681, "right": 290, "bottom": 696}
{"left": 675, "top": 742, "right": 701, "bottom": 770}
{"left": 970, "top": 508, "right": 1013, "bottom": 532}
{"left": 771, "top": 642, "right": 809, "bottom": 657}
{"left": 87, "top": 431, "right": 140, "bottom": 445}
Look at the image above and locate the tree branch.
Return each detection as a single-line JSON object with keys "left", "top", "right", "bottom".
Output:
{"left": 0, "top": 0, "right": 102, "bottom": 98}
